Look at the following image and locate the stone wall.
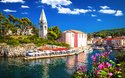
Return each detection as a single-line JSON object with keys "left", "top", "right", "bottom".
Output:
{"left": 0, "top": 45, "right": 35, "bottom": 57}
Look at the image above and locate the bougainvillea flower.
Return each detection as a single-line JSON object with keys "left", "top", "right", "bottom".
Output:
{"left": 94, "top": 62, "right": 97, "bottom": 66}
{"left": 108, "top": 72, "right": 113, "bottom": 76}
{"left": 93, "top": 57, "right": 96, "bottom": 61}
{"left": 119, "top": 69, "right": 121, "bottom": 71}
{"left": 97, "top": 70, "right": 100, "bottom": 74}
{"left": 91, "top": 56, "right": 94, "bottom": 58}
{"left": 106, "top": 62, "right": 112, "bottom": 67}
{"left": 95, "top": 53, "right": 100, "bottom": 56}
{"left": 77, "top": 67, "right": 80, "bottom": 70}
{"left": 98, "top": 63, "right": 103, "bottom": 70}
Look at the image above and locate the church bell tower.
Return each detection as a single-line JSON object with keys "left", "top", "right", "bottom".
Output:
{"left": 39, "top": 9, "right": 48, "bottom": 39}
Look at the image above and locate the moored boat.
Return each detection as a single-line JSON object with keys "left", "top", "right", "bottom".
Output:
{"left": 24, "top": 47, "right": 82, "bottom": 60}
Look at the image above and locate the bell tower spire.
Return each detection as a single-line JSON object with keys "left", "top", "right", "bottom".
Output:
{"left": 39, "top": 9, "right": 48, "bottom": 39}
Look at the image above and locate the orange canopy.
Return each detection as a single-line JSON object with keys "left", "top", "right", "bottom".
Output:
{"left": 38, "top": 47, "right": 52, "bottom": 50}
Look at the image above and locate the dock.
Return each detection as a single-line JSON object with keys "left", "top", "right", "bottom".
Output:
{"left": 24, "top": 50, "right": 83, "bottom": 60}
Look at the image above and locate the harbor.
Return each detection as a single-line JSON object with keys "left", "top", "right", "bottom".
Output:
{"left": 24, "top": 47, "right": 84, "bottom": 60}
{"left": 0, "top": 49, "right": 118, "bottom": 78}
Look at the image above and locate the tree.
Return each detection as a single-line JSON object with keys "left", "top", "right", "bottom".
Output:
{"left": 15, "top": 18, "right": 23, "bottom": 29}
{"left": 115, "top": 31, "right": 121, "bottom": 37}
{"left": 111, "top": 32, "right": 114, "bottom": 38}
{"left": 48, "top": 31, "right": 57, "bottom": 40}
{"left": 87, "top": 34, "right": 91, "bottom": 40}
{"left": 21, "top": 17, "right": 32, "bottom": 35}
{"left": 2, "top": 18, "right": 10, "bottom": 35}
{"left": 8, "top": 14, "right": 15, "bottom": 24}
{"left": 0, "top": 12, "right": 5, "bottom": 35}
{"left": 48, "top": 26, "right": 61, "bottom": 40}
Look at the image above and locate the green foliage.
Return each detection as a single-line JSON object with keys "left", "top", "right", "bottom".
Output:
{"left": 0, "top": 12, "right": 36, "bottom": 36}
{"left": 72, "top": 52, "right": 122, "bottom": 78}
{"left": 87, "top": 33, "right": 91, "bottom": 39}
{"left": 92, "top": 28, "right": 125, "bottom": 37}
{"left": 0, "top": 36, "right": 6, "bottom": 43}
{"left": 116, "top": 51, "right": 125, "bottom": 78}
{"left": 7, "top": 39, "right": 20, "bottom": 46}
{"left": 48, "top": 31, "right": 57, "bottom": 40}
{"left": 48, "top": 26, "right": 61, "bottom": 40}
{"left": 23, "top": 38, "right": 30, "bottom": 43}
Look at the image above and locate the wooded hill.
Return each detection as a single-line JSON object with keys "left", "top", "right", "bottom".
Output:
{"left": 92, "top": 28, "right": 125, "bottom": 36}
{"left": 89, "top": 28, "right": 125, "bottom": 38}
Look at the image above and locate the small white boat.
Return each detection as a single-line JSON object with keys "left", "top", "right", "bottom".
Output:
{"left": 84, "top": 48, "right": 93, "bottom": 53}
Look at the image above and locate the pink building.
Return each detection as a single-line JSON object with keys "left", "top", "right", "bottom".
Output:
{"left": 56, "top": 29, "right": 87, "bottom": 47}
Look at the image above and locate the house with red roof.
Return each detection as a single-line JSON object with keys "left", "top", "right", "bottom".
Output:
{"left": 102, "top": 37, "right": 125, "bottom": 46}
{"left": 56, "top": 29, "right": 87, "bottom": 47}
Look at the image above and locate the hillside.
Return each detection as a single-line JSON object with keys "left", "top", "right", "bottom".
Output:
{"left": 89, "top": 28, "right": 125, "bottom": 38}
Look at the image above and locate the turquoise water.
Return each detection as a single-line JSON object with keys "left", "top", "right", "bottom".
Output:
{"left": 0, "top": 50, "right": 118, "bottom": 78}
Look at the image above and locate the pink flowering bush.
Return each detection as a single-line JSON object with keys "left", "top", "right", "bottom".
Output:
{"left": 71, "top": 52, "right": 122, "bottom": 78}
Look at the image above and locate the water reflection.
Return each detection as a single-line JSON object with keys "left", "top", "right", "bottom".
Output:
{"left": 0, "top": 50, "right": 117, "bottom": 78}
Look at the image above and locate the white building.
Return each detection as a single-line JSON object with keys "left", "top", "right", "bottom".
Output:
{"left": 56, "top": 29, "right": 87, "bottom": 47}
{"left": 39, "top": 9, "right": 48, "bottom": 39}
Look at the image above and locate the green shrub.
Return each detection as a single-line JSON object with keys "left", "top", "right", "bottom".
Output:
{"left": 23, "top": 38, "right": 31, "bottom": 43}
{"left": 18, "top": 37, "right": 22, "bottom": 39}
{"left": 0, "top": 39, "right": 5, "bottom": 43}
{"left": 7, "top": 40, "right": 20, "bottom": 46}
{"left": 35, "top": 43, "right": 41, "bottom": 47}
{"left": 116, "top": 51, "right": 125, "bottom": 78}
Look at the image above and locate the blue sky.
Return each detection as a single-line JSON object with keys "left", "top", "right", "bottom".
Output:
{"left": 0, "top": 0, "right": 125, "bottom": 33}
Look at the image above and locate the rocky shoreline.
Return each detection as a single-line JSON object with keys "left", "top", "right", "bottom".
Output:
{"left": 0, "top": 45, "right": 35, "bottom": 57}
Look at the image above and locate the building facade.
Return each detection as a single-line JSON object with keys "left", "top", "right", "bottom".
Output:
{"left": 56, "top": 29, "right": 87, "bottom": 47}
{"left": 17, "top": 27, "right": 33, "bottom": 36}
{"left": 102, "top": 38, "right": 125, "bottom": 46}
{"left": 39, "top": 9, "right": 48, "bottom": 39}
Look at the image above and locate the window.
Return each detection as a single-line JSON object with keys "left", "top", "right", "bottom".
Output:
{"left": 45, "top": 26, "right": 47, "bottom": 30}
{"left": 40, "top": 25, "right": 43, "bottom": 29}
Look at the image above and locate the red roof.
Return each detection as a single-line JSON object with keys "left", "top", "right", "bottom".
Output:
{"left": 52, "top": 48, "right": 69, "bottom": 51}
{"left": 27, "top": 27, "right": 31, "bottom": 29}
{"left": 104, "top": 38, "right": 124, "bottom": 40}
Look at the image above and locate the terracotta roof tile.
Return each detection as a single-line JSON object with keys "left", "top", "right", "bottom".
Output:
{"left": 63, "top": 29, "right": 86, "bottom": 34}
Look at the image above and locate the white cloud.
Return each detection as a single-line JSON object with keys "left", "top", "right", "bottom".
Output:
{"left": 41, "top": 0, "right": 72, "bottom": 8}
{"left": 57, "top": 6, "right": 91, "bottom": 14}
{"left": 91, "top": 14, "right": 97, "bottom": 17}
{"left": 115, "top": 10, "right": 123, "bottom": 16}
{"left": 100, "top": 6, "right": 110, "bottom": 9}
{"left": 93, "top": 9, "right": 96, "bottom": 12}
{"left": 3, "top": 9, "right": 17, "bottom": 12}
{"left": 88, "top": 6, "right": 93, "bottom": 9}
{"left": 22, "top": 12, "right": 28, "bottom": 14}
{"left": 40, "top": 0, "right": 95, "bottom": 15}
{"left": 97, "top": 19, "right": 101, "bottom": 21}
{"left": 99, "top": 5, "right": 123, "bottom": 16}
{"left": 0, "top": 0, "right": 25, "bottom": 3}
{"left": 21, "top": 5, "right": 29, "bottom": 8}
{"left": 99, "top": 9, "right": 116, "bottom": 14}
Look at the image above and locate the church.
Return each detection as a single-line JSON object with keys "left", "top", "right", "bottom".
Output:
{"left": 39, "top": 9, "right": 87, "bottom": 47}
{"left": 39, "top": 9, "right": 48, "bottom": 39}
